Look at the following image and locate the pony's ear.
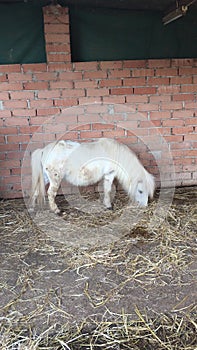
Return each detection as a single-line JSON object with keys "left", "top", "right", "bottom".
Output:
{"left": 58, "top": 140, "right": 74, "bottom": 149}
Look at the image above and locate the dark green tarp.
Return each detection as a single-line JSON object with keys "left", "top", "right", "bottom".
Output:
{"left": 0, "top": 3, "right": 46, "bottom": 64}
{"left": 0, "top": 4, "right": 197, "bottom": 64}
{"left": 70, "top": 7, "right": 197, "bottom": 62}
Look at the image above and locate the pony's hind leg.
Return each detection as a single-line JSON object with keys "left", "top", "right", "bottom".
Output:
{"left": 103, "top": 171, "right": 115, "bottom": 209}
{"left": 46, "top": 167, "right": 62, "bottom": 214}
{"left": 47, "top": 184, "right": 60, "bottom": 214}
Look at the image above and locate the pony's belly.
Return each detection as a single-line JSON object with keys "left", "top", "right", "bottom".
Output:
{"left": 64, "top": 165, "right": 103, "bottom": 187}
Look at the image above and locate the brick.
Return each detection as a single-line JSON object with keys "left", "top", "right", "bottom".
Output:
{"left": 172, "top": 94, "right": 195, "bottom": 101}
{"left": 24, "top": 81, "right": 48, "bottom": 90}
{"left": 33, "top": 72, "right": 58, "bottom": 81}
{"left": 0, "top": 64, "right": 21, "bottom": 73}
{"left": 134, "top": 87, "right": 156, "bottom": 95}
{"left": 73, "top": 124, "right": 91, "bottom": 131}
{"left": 171, "top": 58, "right": 194, "bottom": 67}
{"left": 0, "top": 110, "right": 12, "bottom": 118}
{"left": 78, "top": 97, "right": 102, "bottom": 104}
{"left": 22, "top": 63, "right": 47, "bottom": 73}
{"left": 6, "top": 152, "right": 23, "bottom": 160}
{"left": 161, "top": 101, "right": 183, "bottom": 110}
{"left": 157, "top": 127, "right": 171, "bottom": 135}
{"left": 102, "top": 95, "right": 125, "bottom": 104}
{"left": 165, "top": 135, "right": 184, "bottom": 143}
{"left": 132, "top": 68, "right": 154, "bottom": 77}
{"left": 0, "top": 92, "right": 9, "bottom": 100}
{"left": 77, "top": 114, "right": 102, "bottom": 123}
{"left": 43, "top": 123, "right": 73, "bottom": 134}
{"left": 75, "top": 80, "right": 98, "bottom": 89}
{"left": 156, "top": 68, "right": 178, "bottom": 76}
{"left": 47, "top": 53, "right": 71, "bottom": 62}
{"left": 8, "top": 73, "right": 32, "bottom": 82}
{"left": 59, "top": 71, "right": 82, "bottom": 81}
{"left": 163, "top": 119, "right": 184, "bottom": 127}
{"left": 48, "top": 63, "right": 73, "bottom": 71}
{"left": 12, "top": 109, "right": 36, "bottom": 117}
{"left": 74, "top": 61, "right": 98, "bottom": 71}
{"left": 110, "top": 87, "right": 134, "bottom": 95}
{"left": 181, "top": 85, "right": 197, "bottom": 93}
{"left": 7, "top": 135, "right": 31, "bottom": 143}
{"left": 123, "top": 60, "right": 146, "bottom": 68}
{"left": 149, "top": 95, "right": 171, "bottom": 103}
{"left": 4, "top": 100, "right": 27, "bottom": 109}
{"left": 0, "top": 135, "right": 5, "bottom": 143}
{"left": 10, "top": 91, "right": 35, "bottom": 100}
{"left": 123, "top": 77, "right": 146, "bottom": 86}
{"left": 1, "top": 126, "right": 18, "bottom": 134}
{"left": 37, "top": 90, "right": 61, "bottom": 99}
{"left": 44, "top": 23, "right": 69, "bottom": 33}
{"left": 85, "top": 105, "right": 108, "bottom": 114}
{"left": 45, "top": 33, "right": 70, "bottom": 43}
{"left": 49, "top": 81, "right": 73, "bottom": 89}
{"left": 147, "top": 77, "right": 170, "bottom": 85}
{"left": 179, "top": 67, "right": 197, "bottom": 75}
{"left": 185, "top": 117, "right": 197, "bottom": 125}
{"left": 148, "top": 59, "right": 171, "bottom": 68}
{"left": 172, "top": 126, "right": 194, "bottom": 134}
{"left": 108, "top": 70, "right": 131, "bottom": 78}
{"left": 173, "top": 110, "right": 194, "bottom": 118}
{"left": 0, "top": 82, "right": 23, "bottom": 91}
{"left": 137, "top": 103, "right": 159, "bottom": 112}
{"left": 62, "top": 89, "right": 85, "bottom": 97}
{"left": 170, "top": 76, "right": 192, "bottom": 84}
{"left": 30, "top": 99, "right": 54, "bottom": 108}
{"left": 92, "top": 123, "right": 114, "bottom": 130}
{"left": 184, "top": 101, "right": 197, "bottom": 109}
{"left": 186, "top": 149, "right": 197, "bottom": 156}
{"left": 0, "top": 74, "right": 7, "bottom": 82}
{"left": 53, "top": 98, "right": 78, "bottom": 107}
{"left": 29, "top": 116, "right": 50, "bottom": 125}
{"left": 36, "top": 107, "right": 60, "bottom": 116}
{"left": 4, "top": 117, "right": 29, "bottom": 126}
{"left": 86, "top": 88, "right": 109, "bottom": 97}
{"left": 102, "top": 129, "right": 126, "bottom": 138}
{"left": 84, "top": 71, "right": 107, "bottom": 79}
{"left": 80, "top": 130, "right": 103, "bottom": 139}
{"left": 19, "top": 125, "right": 39, "bottom": 134}
{"left": 100, "top": 79, "right": 122, "bottom": 87}
{"left": 46, "top": 43, "right": 70, "bottom": 53}
{"left": 100, "top": 61, "right": 123, "bottom": 69}
{"left": 126, "top": 95, "right": 148, "bottom": 103}
{"left": 184, "top": 133, "right": 197, "bottom": 141}
{"left": 157, "top": 85, "right": 180, "bottom": 94}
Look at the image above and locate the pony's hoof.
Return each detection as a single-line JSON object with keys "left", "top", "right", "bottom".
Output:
{"left": 57, "top": 210, "right": 64, "bottom": 216}
{"left": 106, "top": 205, "right": 114, "bottom": 210}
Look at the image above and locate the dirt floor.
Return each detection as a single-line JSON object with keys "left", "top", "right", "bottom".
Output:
{"left": 0, "top": 186, "right": 196, "bottom": 349}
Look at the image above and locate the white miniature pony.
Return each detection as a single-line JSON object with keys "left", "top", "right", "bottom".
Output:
{"left": 30, "top": 138, "right": 155, "bottom": 213}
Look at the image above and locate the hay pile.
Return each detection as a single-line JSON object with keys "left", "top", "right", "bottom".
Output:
{"left": 0, "top": 186, "right": 196, "bottom": 349}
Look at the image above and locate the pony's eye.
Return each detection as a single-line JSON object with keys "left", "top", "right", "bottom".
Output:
{"left": 138, "top": 189, "right": 143, "bottom": 194}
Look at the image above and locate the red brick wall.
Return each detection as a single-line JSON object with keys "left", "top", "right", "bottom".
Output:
{"left": 0, "top": 5, "right": 197, "bottom": 199}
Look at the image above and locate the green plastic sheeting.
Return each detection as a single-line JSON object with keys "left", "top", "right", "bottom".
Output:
{"left": 0, "top": 3, "right": 46, "bottom": 65}
{"left": 70, "top": 7, "right": 197, "bottom": 62}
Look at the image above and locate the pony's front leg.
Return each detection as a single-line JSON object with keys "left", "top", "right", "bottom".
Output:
{"left": 103, "top": 171, "right": 115, "bottom": 209}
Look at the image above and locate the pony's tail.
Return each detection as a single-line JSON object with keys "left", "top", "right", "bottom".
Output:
{"left": 30, "top": 148, "right": 45, "bottom": 209}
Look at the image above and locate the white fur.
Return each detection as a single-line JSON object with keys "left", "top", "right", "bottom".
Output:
{"left": 30, "top": 138, "right": 155, "bottom": 213}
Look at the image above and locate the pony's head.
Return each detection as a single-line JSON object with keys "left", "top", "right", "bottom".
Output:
{"left": 133, "top": 172, "right": 155, "bottom": 207}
